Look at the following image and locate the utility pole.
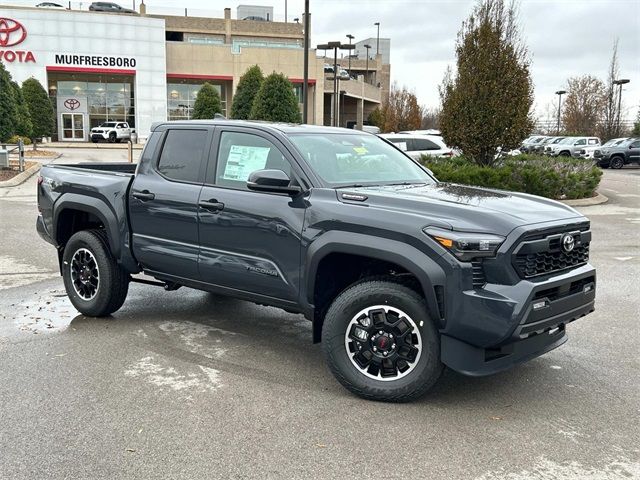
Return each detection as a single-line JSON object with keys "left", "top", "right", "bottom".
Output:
{"left": 555, "top": 90, "right": 566, "bottom": 135}
{"left": 302, "top": 0, "right": 309, "bottom": 124}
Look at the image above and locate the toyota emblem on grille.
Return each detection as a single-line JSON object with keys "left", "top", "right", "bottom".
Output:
{"left": 561, "top": 234, "right": 575, "bottom": 253}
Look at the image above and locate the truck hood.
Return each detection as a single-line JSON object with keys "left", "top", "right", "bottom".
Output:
{"left": 342, "top": 183, "right": 584, "bottom": 236}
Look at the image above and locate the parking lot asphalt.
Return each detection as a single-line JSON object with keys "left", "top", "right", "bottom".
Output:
{"left": 0, "top": 149, "right": 638, "bottom": 479}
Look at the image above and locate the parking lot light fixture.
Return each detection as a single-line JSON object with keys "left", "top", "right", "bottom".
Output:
{"left": 317, "top": 41, "right": 355, "bottom": 126}
{"left": 555, "top": 90, "right": 567, "bottom": 135}
{"left": 346, "top": 34, "right": 355, "bottom": 76}
{"left": 613, "top": 79, "right": 630, "bottom": 136}
{"left": 363, "top": 44, "right": 372, "bottom": 84}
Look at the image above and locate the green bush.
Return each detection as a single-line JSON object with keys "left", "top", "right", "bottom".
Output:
{"left": 192, "top": 83, "right": 223, "bottom": 119}
{"left": 421, "top": 154, "right": 602, "bottom": 200}
{"left": 0, "top": 61, "right": 17, "bottom": 142}
{"left": 231, "top": 65, "right": 264, "bottom": 120}
{"left": 250, "top": 72, "right": 301, "bottom": 123}
{"left": 7, "top": 135, "right": 32, "bottom": 145}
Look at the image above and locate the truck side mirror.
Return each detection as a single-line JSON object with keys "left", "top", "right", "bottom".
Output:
{"left": 247, "top": 169, "right": 301, "bottom": 196}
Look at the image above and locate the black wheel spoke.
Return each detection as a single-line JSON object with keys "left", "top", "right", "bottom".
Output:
{"left": 70, "top": 248, "right": 100, "bottom": 300}
{"left": 345, "top": 306, "right": 422, "bottom": 381}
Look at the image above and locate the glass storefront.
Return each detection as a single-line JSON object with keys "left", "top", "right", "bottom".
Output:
{"left": 48, "top": 72, "right": 135, "bottom": 140}
{"left": 167, "top": 80, "right": 227, "bottom": 120}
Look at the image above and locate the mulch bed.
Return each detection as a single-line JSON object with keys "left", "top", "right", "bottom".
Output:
{"left": 0, "top": 161, "right": 39, "bottom": 182}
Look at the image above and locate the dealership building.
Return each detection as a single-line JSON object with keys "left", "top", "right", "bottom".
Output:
{"left": 0, "top": 5, "right": 390, "bottom": 141}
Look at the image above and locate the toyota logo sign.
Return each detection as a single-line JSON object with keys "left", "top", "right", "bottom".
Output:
{"left": 0, "top": 18, "right": 27, "bottom": 48}
{"left": 64, "top": 98, "right": 81, "bottom": 111}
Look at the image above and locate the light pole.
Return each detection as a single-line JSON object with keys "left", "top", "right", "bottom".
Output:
{"left": 555, "top": 90, "right": 566, "bottom": 135}
{"left": 374, "top": 22, "right": 380, "bottom": 57}
{"left": 363, "top": 44, "right": 371, "bottom": 84}
{"left": 317, "top": 41, "right": 354, "bottom": 126}
{"left": 613, "top": 78, "right": 630, "bottom": 136}
{"left": 346, "top": 34, "right": 354, "bottom": 77}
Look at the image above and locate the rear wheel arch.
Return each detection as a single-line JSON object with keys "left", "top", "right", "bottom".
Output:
{"left": 54, "top": 195, "right": 120, "bottom": 258}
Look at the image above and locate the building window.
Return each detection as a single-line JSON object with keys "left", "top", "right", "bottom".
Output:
{"left": 187, "top": 35, "right": 224, "bottom": 45}
{"left": 231, "top": 38, "right": 302, "bottom": 54}
{"left": 167, "top": 81, "right": 227, "bottom": 120}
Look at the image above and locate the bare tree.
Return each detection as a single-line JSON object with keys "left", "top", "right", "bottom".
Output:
{"left": 375, "top": 83, "right": 422, "bottom": 133}
{"left": 562, "top": 75, "right": 606, "bottom": 135}
{"left": 600, "top": 38, "right": 621, "bottom": 140}
{"left": 421, "top": 107, "right": 441, "bottom": 129}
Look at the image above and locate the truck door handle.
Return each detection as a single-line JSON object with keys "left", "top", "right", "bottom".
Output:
{"left": 132, "top": 190, "right": 155, "bottom": 201}
{"left": 199, "top": 199, "right": 225, "bottom": 212}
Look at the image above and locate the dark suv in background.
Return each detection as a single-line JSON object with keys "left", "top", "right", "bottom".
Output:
{"left": 595, "top": 138, "right": 640, "bottom": 168}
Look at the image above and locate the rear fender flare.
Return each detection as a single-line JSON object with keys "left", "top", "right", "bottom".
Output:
{"left": 53, "top": 194, "right": 120, "bottom": 258}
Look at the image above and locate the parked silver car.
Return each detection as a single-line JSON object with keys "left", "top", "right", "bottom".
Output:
{"left": 548, "top": 137, "right": 600, "bottom": 157}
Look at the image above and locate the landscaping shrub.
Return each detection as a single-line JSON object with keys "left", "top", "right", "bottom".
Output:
{"left": 192, "top": 83, "right": 223, "bottom": 119}
{"left": 7, "top": 135, "right": 32, "bottom": 145}
{"left": 421, "top": 154, "right": 602, "bottom": 200}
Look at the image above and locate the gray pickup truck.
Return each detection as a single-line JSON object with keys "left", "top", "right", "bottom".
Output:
{"left": 37, "top": 120, "right": 596, "bottom": 402}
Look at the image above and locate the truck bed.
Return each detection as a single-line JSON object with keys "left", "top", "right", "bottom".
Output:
{"left": 45, "top": 162, "right": 137, "bottom": 175}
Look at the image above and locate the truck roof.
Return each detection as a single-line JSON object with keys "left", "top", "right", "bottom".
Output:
{"left": 150, "top": 120, "right": 366, "bottom": 136}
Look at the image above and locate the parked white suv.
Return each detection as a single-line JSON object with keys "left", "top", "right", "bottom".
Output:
{"left": 91, "top": 122, "right": 131, "bottom": 143}
{"left": 578, "top": 137, "right": 627, "bottom": 159}
{"left": 380, "top": 133, "right": 454, "bottom": 160}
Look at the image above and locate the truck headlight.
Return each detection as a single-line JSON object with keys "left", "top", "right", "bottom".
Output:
{"left": 424, "top": 227, "right": 505, "bottom": 261}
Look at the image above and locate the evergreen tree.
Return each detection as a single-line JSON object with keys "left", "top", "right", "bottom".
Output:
{"left": 22, "top": 77, "right": 55, "bottom": 143}
{"left": 439, "top": 0, "right": 534, "bottom": 165}
{"left": 632, "top": 108, "right": 640, "bottom": 137}
{"left": 250, "top": 72, "right": 301, "bottom": 123}
{"left": 11, "top": 81, "right": 33, "bottom": 139}
{"left": 0, "top": 61, "right": 17, "bottom": 142}
{"left": 191, "top": 83, "right": 223, "bottom": 119}
{"left": 231, "top": 65, "right": 264, "bottom": 120}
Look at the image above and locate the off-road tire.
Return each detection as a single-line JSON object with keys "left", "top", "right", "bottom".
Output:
{"left": 62, "top": 229, "right": 129, "bottom": 317}
{"left": 322, "top": 278, "right": 443, "bottom": 402}
{"left": 108, "top": 132, "right": 117, "bottom": 143}
{"left": 610, "top": 156, "right": 624, "bottom": 169}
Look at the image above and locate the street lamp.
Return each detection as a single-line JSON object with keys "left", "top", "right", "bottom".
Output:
{"left": 346, "top": 34, "right": 354, "bottom": 77}
{"left": 317, "top": 41, "right": 355, "bottom": 126}
{"left": 363, "top": 44, "right": 371, "bottom": 84}
{"left": 613, "top": 78, "right": 630, "bottom": 136}
{"left": 555, "top": 90, "right": 566, "bottom": 135}
{"left": 374, "top": 22, "right": 380, "bottom": 57}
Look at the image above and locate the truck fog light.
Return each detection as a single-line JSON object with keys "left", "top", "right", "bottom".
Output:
{"left": 583, "top": 284, "right": 593, "bottom": 293}
{"left": 533, "top": 300, "right": 548, "bottom": 310}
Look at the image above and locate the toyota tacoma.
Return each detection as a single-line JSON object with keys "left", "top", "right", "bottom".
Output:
{"left": 36, "top": 121, "right": 596, "bottom": 402}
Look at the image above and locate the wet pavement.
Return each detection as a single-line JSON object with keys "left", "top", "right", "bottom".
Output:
{"left": 0, "top": 153, "right": 638, "bottom": 479}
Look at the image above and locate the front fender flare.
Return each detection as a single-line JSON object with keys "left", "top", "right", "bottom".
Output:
{"left": 304, "top": 231, "right": 447, "bottom": 342}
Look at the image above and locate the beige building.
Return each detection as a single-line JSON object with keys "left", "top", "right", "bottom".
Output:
{"left": 0, "top": 3, "right": 387, "bottom": 140}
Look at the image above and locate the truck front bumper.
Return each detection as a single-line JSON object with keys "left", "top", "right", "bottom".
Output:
{"left": 440, "top": 264, "right": 595, "bottom": 376}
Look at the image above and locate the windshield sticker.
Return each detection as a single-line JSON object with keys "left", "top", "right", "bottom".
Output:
{"left": 223, "top": 145, "right": 270, "bottom": 181}
{"left": 353, "top": 146, "right": 368, "bottom": 155}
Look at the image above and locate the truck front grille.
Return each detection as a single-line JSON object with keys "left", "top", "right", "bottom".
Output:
{"left": 512, "top": 224, "right": 590, "bottom": 279}
{"left": 471, "top": 261, "right": 486, "bottom": 288}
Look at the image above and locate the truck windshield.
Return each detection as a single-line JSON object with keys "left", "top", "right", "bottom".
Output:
{"left": 100, "top": 122, "right": 117, "bottom": 127}
{"left": 289, "top": 133, "right": 435, "bottom": 188}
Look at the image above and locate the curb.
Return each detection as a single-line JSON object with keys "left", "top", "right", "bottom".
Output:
{"left": 46, "top": 142, "right": 144, "bottom": 150}
{"left": 561, "top": 192, "right": 608, "bottom": 207}
{"left": 0, "top": 162, "right": 42, "bottom": 188}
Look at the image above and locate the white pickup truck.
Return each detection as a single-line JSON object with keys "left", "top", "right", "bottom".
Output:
{"left": 90, "top": 122, "right": 131, "bottom": 143}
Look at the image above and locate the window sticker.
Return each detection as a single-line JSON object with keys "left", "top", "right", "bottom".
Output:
{"left": 353, "top": 146, "right": 368, "bottom": 155}
{"left": 223, "top": 145, "right": 270, "bottom": 181}
{"left": 395, "top": 142, "right": 408, "bottom": 151}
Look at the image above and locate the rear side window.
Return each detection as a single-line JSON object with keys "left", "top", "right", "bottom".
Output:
{"left": 630, "top": 141, "right": 640, "bottom": 148}
{"left": 157, "top": 129, "right": 207, "bottom": 183}
{"left": 410, "top": 138, "right": 440, "bottom": 151}
{"left": 575, "top": 139, "right": 586, "bottom": 146}
{"left": 588, "top": 139, "right": 598, "bottom": 145}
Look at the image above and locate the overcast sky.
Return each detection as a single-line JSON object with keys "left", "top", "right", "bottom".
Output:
{"left": 8, "top": 0, "right": 640, "bottom": 119}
